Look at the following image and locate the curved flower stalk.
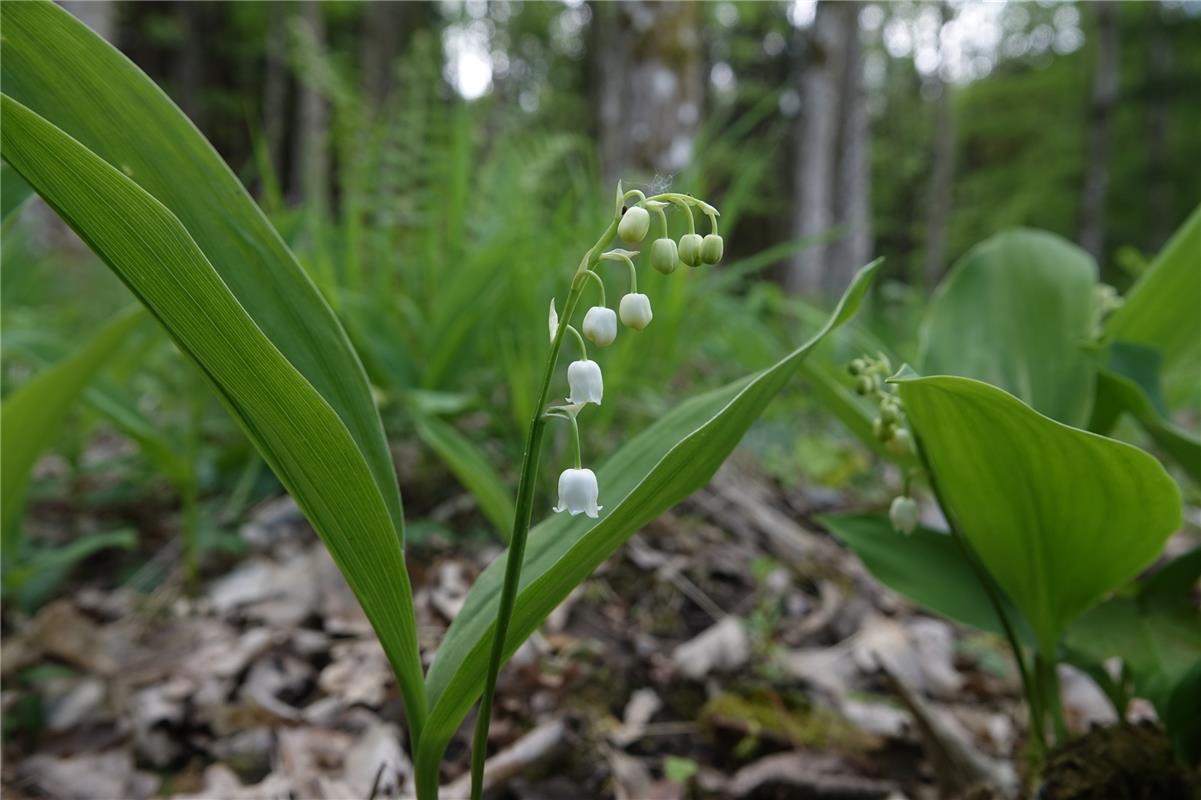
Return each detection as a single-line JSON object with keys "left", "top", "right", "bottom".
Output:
{"left": 468, "top": 183, "right": 722, "bottom": 798}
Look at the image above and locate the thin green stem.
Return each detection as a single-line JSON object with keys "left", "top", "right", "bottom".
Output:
{"left": 469, "top": 209, "right": 621, "bottom": 799}
{"left": 910, "top": 429, "right": 1047, "bottom": 756}
{"left": 565, "top": 324, "right": 588, "bottom": 361}
{"left": 706, "top": 211, "right": 719, "bottom": 235}
{"left": 655, "top": 207, "right": 669, "bottom": 239}
{"left": 601, "top": 252, "right": 638, "bottom": 293}
{"left": 1037, "top": 652, "right": 1069, "bottom": 745}
{"left": 580, "top": 268, "right": 606, "bottom": 307}
{"left": 570, "top": 414, "right": 581, "bottom": 469}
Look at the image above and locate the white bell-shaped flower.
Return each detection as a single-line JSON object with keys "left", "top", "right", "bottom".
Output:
{"left": 567, "top": 359, "right": 603, "bottom": 405}
{"left": 889, "top": 495, "right": 919, "bottom": 535}
{"left": 548, "top": 298, "right": 559, "bottom": 344}
{"left": 553, "top": 468, "right": 601, "bottom": 518}
{"left": 619, "top": 293, "right": 653, "bottom": 331}
{"left": 582, "top": 306, "right": 617, "bottom": 346}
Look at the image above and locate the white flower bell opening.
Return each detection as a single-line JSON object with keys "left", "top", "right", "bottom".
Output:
{"left": 582, "top": 306, "right": 617, "bottom": 346}
{"left": 889, "top": 495, "right": 919, "bottom": 535}
{"left": 553, "top": 468, "right": 601, "bottom": 518}
{"left": 619, "top": 293, "right": 653, "bottom": 330}
{"left": 567, "top": 359, "right": 603, "bottom": 405}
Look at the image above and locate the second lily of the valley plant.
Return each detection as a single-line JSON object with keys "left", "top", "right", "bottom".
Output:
{"left": 470, "top": 183, "right": 724, "bottom": 795}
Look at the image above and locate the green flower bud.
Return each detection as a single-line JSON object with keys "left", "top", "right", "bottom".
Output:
{"left": 701, "top": 233, "right": 724, "bottom": 265}
{"left": 887, "top": 427, "right": 914, "bottom": 457}
{"left": 879, "top": 400, "right": 901, "bottom": 425}
{"left": 650, "top": 237, "right": 678, "bottom": 275}
{"left": 847, "top": 358, "right": 866, "bottom": 377}
{"left": 618, "top": 206, "right": 651, "bottom": 245}
{"left": 872, "top": 416, "right": 895, "bottom": 442}
{"left": 854, "top": 376, "right": 873, "bottom": 395}
{"left": 678, "top": 233, "right": 704, "bottom": 267}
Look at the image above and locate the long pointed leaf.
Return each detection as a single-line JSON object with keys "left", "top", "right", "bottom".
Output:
{"left": 0, "top": 1, "right": 404, "bottom": 538}
{"left": 1, "top": 306, "right": 144, "bottom": 556}
{"left": 413, "top": 261, "right": 881, "bottom": 791}
{"left": 0, "top": 94, "right": 427, "bottom": 736}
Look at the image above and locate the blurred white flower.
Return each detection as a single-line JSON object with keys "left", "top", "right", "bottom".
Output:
{"left": 890, "top": 496, "right": 919, "bottom": 535}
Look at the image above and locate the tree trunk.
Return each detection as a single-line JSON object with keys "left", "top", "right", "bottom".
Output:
{"left": 262, "top": 1, "right": 290, "bottom": 194}
{"left": 1079, "top": 1, "right": 1119, "bottom": 261}
{"left": 923, "top": 4, "right": 956, "bottom": 291}
{"left": 291, "top": 1, "right": 330, "bottom": 212}
{"left": 592, "top": 1, "right": 704, "bottom": 185}
{"left": 787, "top": 0, "right": 865, "bottom": 299}
{"left": 829, "top": 1, "right": 870, "bottom": 297}
{"left": 173, "top": 1, "right": 206, "bottom": 127}
{"left": 1146, "top": 6, "right": 1173, "bottom": 251}
{"left": 60, "top": 0, "right": 116, "bottom": 43}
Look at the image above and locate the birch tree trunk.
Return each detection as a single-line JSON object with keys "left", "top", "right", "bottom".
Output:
{"left": 60, "top": 0, "right": 116, "bottom": 43}
{"left": 923, "top": 4, "right": 956, "bottom": 291}
{"left": 592, "top": 0, "right": 704, "bottom": 185}
{"left": 787, "top": 0, "right": 867, "bottom": 299}
{"left": 829, "top": 1, "right": 871, "bottom": 298}
{"left": 1079, "top": 1, "right": 1119, "bottom": 260}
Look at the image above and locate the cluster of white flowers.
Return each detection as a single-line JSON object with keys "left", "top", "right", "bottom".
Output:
{"left": 848, "top": 353, "right": 919, "bottom": 534}
{"left": 548, "top": 188, "right": 723, "bottom": 518}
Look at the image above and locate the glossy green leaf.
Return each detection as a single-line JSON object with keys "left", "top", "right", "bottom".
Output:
{"left": 0, "top": 1, "right": 402, "bottom": 539}
{"left": 894, "top": 374, "right": 1181, "bottom": 653}
{"left": 412, "top": 411, "right": 514, "bottom": 543}
{"left": 1, "top": 306, "right": 144, "bottom": 557}
{"left": 412, "top": 261, "right": 881, "bottom": 793}
{"left": 1089, "top": 342, "right": 1201, "bottom": 484}
{"left": 821, "top": 512, "right": 1024, "bottom": 638}
{"left": 918, "top": 230, "right": 1097, "bottom": 426}
{"left": 1104, "top": 205, "right": 1201, "bottom": 378}
{"left": 1066, "top": 548, "right": 1201, "bottom": 715}
{"left": 0, "top": 94, "right": 426, "bottom": 735}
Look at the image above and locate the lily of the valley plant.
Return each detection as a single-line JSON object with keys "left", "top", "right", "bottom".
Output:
{"left": 471, "top": 183, "right": 723, "bottom": 795}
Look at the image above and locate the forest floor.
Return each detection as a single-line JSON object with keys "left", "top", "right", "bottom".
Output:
{"left": 1, "top": 455, "right": 1188, "bottom": 800}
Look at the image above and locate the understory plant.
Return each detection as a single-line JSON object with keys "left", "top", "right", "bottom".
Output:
{"left": 0, "top": 4, "right": 880, "bottom": 796}
{"left": 821, "top": 215, "right": 1201, "bottom": 769}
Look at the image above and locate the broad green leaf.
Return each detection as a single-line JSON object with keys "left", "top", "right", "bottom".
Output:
{"left": 411, "top": 411, "right": 514, "bottom": 543}
{"left": 894, "top": 374, "right": 1181, "bottom": 653}
{"left": 1163, "top": 660, "right": 1201, "bottom": 763}
{"left": 1104, "top": 205, "right": 1201, "bottom": 378}
{"left": 1089, "top": 342, "right": 1201, "bottom": 485}
{"left": 1, "top": 306, "right": 144, "bottom": 557}
{"left": 0, "top": 1, "right": 403, "bottom": 539}
{"left": 821, "top": 512, "right": 1023, "bottom": 637}
{"left": 0, "top": 95, "right": 426, "bottom": 736}
{"left": 918, "top": 230, "right": 1097, "bottom": 426}
{"left": 1066, "top": 548, "right": 1201, "bottom": 709}
{"left": 412, "top": 261, "right": 881, "bottom": 794}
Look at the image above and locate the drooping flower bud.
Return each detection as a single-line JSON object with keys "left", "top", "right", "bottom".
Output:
{"left": 566, "top": 359, "right": 603, "bottom": 405}
{"left": 619, "top": 293, "right": 653, "bottom": 331}
{"left": 701, "top": 233, "right": 724, "bottom": 265}
{"left": 887, "top": 427, "right": 914, "bottom": 457}
{"left": 618, "top": 206, "right": 651, "bottom": 245}
{"left": 650, "top": 238, "right": 678, "bottom": 275}
{"left": 553, "top": 468, "right": 602, "bottom": 518}
{"left": 678, "top": 233, "right": 704, "bottom": 267}
{"left": 582, "top": 306, "right": 617, "bottom": 347}
{"left": 889, "top": 495, "right": 919, "bottom": 535}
